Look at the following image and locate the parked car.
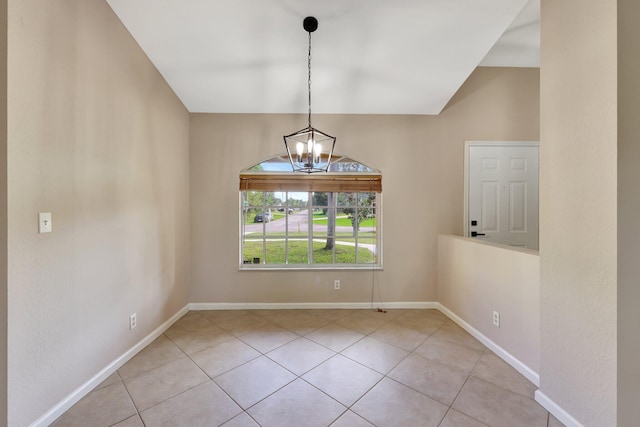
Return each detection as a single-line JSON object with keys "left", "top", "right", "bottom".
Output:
{"left": 253, "top": 212, "right": 273, "bottom": 223}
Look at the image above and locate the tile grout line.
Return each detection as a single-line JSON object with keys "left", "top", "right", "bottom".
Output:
{"left": 177, "top": 312, "right": 256, "bottom": 426}
{"left": 227, "top": 309, "right": 473, "bottom": 426}
{"left": 58, "top": 309, "right": 549, "bottom": 427}
{"left": 125, "top": 312, "right": 241, "bottom": 426}
{"left": 215, "top": 312, "right": 383, "bottom": 426}
{"left": 442, "top": 347, "right": 491, "bottom": 427}
{"left": 114, "top": 369, "right": 144, "bottom": 426}
{"left": 206, "top": 312, "right": 340, "bottom": 424}
{"left": 162, "top": 310, "right": 465, "bottom": 426}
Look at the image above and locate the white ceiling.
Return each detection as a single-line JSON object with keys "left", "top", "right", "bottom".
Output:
{"left": 106, "top": 0, "right": 539, "bottom": 115}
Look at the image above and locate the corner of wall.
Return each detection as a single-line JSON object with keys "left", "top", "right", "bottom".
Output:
{"left": 0, "top": 0, "right": 8, "bottom": 423}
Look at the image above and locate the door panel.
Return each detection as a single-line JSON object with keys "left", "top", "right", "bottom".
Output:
{"left": 509, "top": 181, "right": 526, "bottom": 231}
{"left": 468, "top": 144, "right": 539, "bottom": 249}
{"left": 481, "top": 181, "right": 499, "bottom": 231}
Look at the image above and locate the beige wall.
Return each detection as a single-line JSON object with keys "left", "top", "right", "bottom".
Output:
{"left": 190, "top": 67, "right": 539, "bottom": 304}
{"left": 5, "top": 1, "right": 635, "bottom": 425}
{"left": 437, "top": 235, "right": 540, "bottom": 379}
{"left": 539, "top": 0, "right": 618, "bottom": 425}
{"left": 7, "top": 1, "right": 190, "bottom": 425}
{"left": 617, "top": 0, "right": 640, "bottom": 425}
{"left": 0, "top": 0, "right": 6, "bottom": 423}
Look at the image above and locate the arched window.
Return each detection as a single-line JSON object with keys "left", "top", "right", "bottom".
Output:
{"left": 239, "top": 154, "right": 382, "bottom": 269}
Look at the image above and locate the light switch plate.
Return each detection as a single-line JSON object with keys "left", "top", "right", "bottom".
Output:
{"left": 39, "top": 212, "right": 52, "bottom": 233}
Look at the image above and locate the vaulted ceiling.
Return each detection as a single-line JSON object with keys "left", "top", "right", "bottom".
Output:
{"left": 106, "top": 0, "right": 539, "bottom": 115}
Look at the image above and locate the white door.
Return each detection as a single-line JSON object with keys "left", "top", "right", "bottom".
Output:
{"left": 466, "top": 142, "right": 539, "bottom": 249}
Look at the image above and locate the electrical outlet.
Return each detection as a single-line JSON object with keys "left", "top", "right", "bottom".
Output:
{"left": 334, "top": 279, "right": 341, "bottom": 290}
{"left": 492, "top": 311, "right": 500, "bottom": 327}
{"left": 130, "top": 313, "right": 137, "bottom": 330}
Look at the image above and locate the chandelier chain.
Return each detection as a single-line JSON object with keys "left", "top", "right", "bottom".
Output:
{"left": 307, "top": 31, "right": 312, "bottom": 128}
{"left": 283, "top": 17, "right": 335, "bottom": 174}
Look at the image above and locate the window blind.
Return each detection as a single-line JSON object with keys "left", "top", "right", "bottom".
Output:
{"left": 239, "top": 173, "right": 382, "bottom": 193}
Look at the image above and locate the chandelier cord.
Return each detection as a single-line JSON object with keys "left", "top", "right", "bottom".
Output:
{"left": 283, "top": 17, "right": 335, "bottom": 174}
{"left": 307, "top": 30, "right": 312, "bottom": 129}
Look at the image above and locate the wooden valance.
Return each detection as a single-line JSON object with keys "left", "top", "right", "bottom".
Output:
{"left": 239, "top": 173, "right": 382, "bottom": 193}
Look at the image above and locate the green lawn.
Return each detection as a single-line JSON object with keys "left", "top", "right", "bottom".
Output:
{"left": 243, "top": 240, "right": 374, "bottom": 264}
{"left": 313, "top": 215, "right": 377, "bottom": 228}
{"left": 243, "top": 211, "right": 376, "bottom": 228}
{"left": 244, "top": 231, "right": 376, "bottom": 243}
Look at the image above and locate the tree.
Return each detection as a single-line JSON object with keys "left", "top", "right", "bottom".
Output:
{"left": 313, "top": 192, "right": 328, "bottom": 214}
{"left": 244, "top": 191, "right": 277, "bottom": 218}
{"left": 342, "top": 193, "right": 374, "bottom": 236}
{"left": 325, "top": 193, "right": 336, "bottom": 250}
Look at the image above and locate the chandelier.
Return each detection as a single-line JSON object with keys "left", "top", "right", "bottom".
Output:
{"left": 283, "top": 17, "right": 336, "bottom": 173}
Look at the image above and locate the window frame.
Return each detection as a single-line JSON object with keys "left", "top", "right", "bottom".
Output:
{"left": 239, "top": 190, "right": 382, "bottom": 270}
{"left": 239, "top": 154, "right": 383, "bottom": 271}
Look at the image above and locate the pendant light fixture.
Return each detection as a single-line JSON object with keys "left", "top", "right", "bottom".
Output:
{"left": 284, "top": 16, "right": 336, "bottom": 173}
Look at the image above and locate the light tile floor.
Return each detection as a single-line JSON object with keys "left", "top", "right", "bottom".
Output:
{"left": 52, "top": 309, "right": 565, "bottom": 427}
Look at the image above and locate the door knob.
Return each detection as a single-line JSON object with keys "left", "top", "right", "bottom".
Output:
{"left": 471, "top": 231, "right": 486, "bottom": 237}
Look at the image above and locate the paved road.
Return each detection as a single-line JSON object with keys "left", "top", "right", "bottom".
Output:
{"left": 244, "top": 209, "right": 307, "bottom": 234}
{"left": 244, "top": 209, "right": 374, "bottom": 234}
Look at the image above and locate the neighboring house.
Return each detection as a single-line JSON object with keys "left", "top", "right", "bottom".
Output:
{"left": 0, "top": 1, "right": 637, "bottom": 427}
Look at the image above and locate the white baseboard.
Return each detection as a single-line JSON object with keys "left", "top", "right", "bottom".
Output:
{"left": 189, "top": 301, "right": 439, "bottom": 310}
{"left": 436, "top": 302, "right": 540, "bottom": 387}
{"left": 535, "top": 390, "right": 584, "bottom": 427}
{"left": 190, "top": 301, "right": 540, "bottom": 387}
{"left": 32, "top": 301, "right": 435, "bottom": 425}
{"left": 34, "top": 301, "right": 572, "bottom": 427}
{"left": 30, "top": 304, "right": 190, "bottom": 427}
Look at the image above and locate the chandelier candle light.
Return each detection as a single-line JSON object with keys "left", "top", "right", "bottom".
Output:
{"left": 284, "top": 16, "right": 336, "bottom": 173}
